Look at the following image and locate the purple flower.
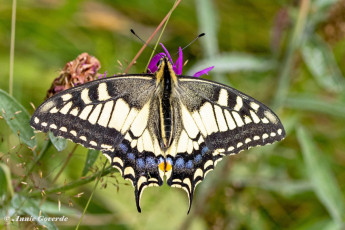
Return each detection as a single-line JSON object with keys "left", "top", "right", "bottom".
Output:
{"left": 98, "top": 71, "right": 107, "bottom": 79}
{"left": 147, "top": 43, "right": 214, "bottom": 77}
{"left": 193, "top": 66, "right": 215, "bottom": 77}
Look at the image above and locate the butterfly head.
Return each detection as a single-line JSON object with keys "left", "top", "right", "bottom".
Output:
{"left": 156, "top": 56, "right": 173, "bottom": 69}
{"left": 155, "top": 56, "right": 178, "bottom": 84}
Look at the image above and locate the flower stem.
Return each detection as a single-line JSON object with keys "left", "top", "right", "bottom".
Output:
{"left": 29, "top": 165, "right": 116, "bottom": 197}
{"left": 75, "top": 160, "right": 108, "bottom": 230}
{"left": 52, "top": 144, "right": 78, "bottom": 184}
{"left": 17, "top": 139, "right": 51, "bottom": 189}
{"left": 124, "top": 0, "right": 181, "bottom": 74}
{"left": 144, "top": 0, "right": 180, "bottom": 72}
{"left": 272, "top": 0, "right": 310, "bottom": 109}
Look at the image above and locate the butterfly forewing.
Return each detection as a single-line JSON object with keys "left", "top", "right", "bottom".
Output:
{"left": 178, "top": 77, "right": 285, "bottom": 148}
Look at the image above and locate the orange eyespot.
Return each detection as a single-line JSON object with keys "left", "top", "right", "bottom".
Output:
{"left": 159, "top": 162, "right": 172, "bottom": 172}
{"left": 159, "top": 162, "right": 165, "bottom": 171}
{"left": 165, "top": 162, "right": 172, "bottom": 172}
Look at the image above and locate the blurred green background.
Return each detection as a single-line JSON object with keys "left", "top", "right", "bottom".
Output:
{"left": 1, "top": 0, "right": 345, "bottom": 229}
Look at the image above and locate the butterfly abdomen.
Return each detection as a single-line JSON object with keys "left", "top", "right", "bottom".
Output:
{"left": 159, "top": 60, "right": 175, "bottom": 148}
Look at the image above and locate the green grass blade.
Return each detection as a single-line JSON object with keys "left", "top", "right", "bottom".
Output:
{"left": 194, "top": 0, "right": 228, "bottom": 84}
{"left": 302, "top": 35, "right": 345, "bottom": 92}
{"left": 309, "top": 0, "right": 339, "bottom": 28}
{"left": 273, "top": 0, "right": 310, "bottom": 109}
{"left": 0, "top": 89, "right": 36, "bottom": 148}
{"left": 314, "top": 0, "right": 339, "bottom": 9}
{"left": 0, "top": 163, "right": 14, "bottom": 202}
{"left": 9, "top": 0, "right": 16, "bottom": 96}
{"left": 82, "top": 149, "right": 100, "bottom": 176}
{"left": 0, "top": 166, "right": 7, "bottom": 202}
{"left": 284, "top": 95, "right": 345, "bottom": 119}
{"left": 144, "top": 0, "right": 180, "bottom": 72}
{"left": 76, "top": 160, "right": 107, "bottom": 230}
{"left": 295, "top": 218, "right": 341, "bottom": 230}
{"left": 195, "top": 0, "right": 219, "bottom": 57}
{"left": 297, "top": 126, "right": 345, "bottom": 227}
{"left": 49, "top": 132, "right": 67, "bottom": 152}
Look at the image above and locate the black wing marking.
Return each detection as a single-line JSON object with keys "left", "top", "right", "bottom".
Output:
{"left": 30, "top": 74, "right": 164, "bottom": 212}
{"left": 166, "top": 76, "right": 285, "bottom": 213}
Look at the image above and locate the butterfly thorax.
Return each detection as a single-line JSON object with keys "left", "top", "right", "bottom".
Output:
{"left": 155, "top": 58, "right": 178, "bottom": 150}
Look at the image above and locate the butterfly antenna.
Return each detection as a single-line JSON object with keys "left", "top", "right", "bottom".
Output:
{"left": 172, "top": 33, "right": 205, "bottom": 56}
{"left": 130, "top": 29, "right": 157, "bottom": 53}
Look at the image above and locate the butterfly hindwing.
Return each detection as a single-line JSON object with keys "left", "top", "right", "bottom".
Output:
{"left": 165, "top": 76, "right": 285, "bottom": 212}
{"left": 104, "top": 133, "right": 164, "bottom": 213}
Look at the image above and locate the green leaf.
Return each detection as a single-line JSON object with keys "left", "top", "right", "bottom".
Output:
{"left": 309, "top": 1, "right": 339, "bottom": 30}
{"left": 302, "top": 35, "right": 345, "bottom": 92}
{"left": 295, "top": 218, "right": 341, "bottom": 230}
{"left": 253, "top": 179, "right": 312, "bottom": 197}
{"left": 82, "top": 149, "right": 100, "bottom": 176}
{"left": 195, "top": 0, "right": 228, "bottom": 84}
{"left": 187, "top": 53, "right": 276, "bottom": 76}
{"left": 314, "top": 0, "right": 339, "bottom": 11}
{"left": 0, "top": 89, "right": 36, "bottom": 148}
{"left": 49, "top": 132, "right": 67, "bottom": 152}
{"left": 297, "top": 126, "right": 345, "bottom": 227}
{"left": 284, "top": 95, "right": 345, "bottom": 119}
{"left": 10, "top": 195, "right": 58, "bottom": 230}
{"left": 195, "top": 0, "right": 219, "bottom": 57}
{"left": 0, "top": 163, "right": 14, "bottom": 202}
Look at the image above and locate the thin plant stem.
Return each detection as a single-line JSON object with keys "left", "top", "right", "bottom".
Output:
{"left": 272, "top": 0, "right": 310, "bottom": 109}
{"left": 9, "top": 0, "right": 17, "bottom": 96}
{"left": 144, "top": 0, "right": 180, "bottom": 72}
{"left": 52, "top": 144, "right": 78, "bottom": 184}
{"left": 124, "top": 0, "right": 181, "bottom": 74}
{"left": 75, "top": 160, "right": 108, "bottom": 230}
{"left": 17, "top": 139, "right": 51, "bottom": 189}
{"left": 29, "top": 165, "right": 116, "bottom": 197}
{"left": 38, "top": 144, "right": 78, "bottom": 207}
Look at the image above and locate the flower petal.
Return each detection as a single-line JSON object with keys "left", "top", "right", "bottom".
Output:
{"left": 147, "top": 52, "right": 165, "bottom": 73}
{"left": 173, "top": 47, "right": 183, "bottom": 75}
{"left": 160, "top": 43, "right": 173, "bottom": 64}
{"left": 193, "top": 66, "right": 215, "bottom": 77}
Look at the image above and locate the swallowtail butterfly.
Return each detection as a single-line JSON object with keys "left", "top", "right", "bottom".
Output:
{"left": 31, "top": 56, "right": 285, "bottom": 213}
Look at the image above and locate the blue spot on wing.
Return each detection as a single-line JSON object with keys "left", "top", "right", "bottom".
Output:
{"left": 175, "top": 158, "right": 184, "bottom": 168}
{"left": 146, "top": 157, "right": 157, "bottom": 167}
{"left": 195, "top": 154, "right": 202, "bottom": 163}
{"left": 137, "top": 158, "right": 145, "bottom": 169}
{"left": 119, "top": 143, "right": 128, "bottom": 153}
{"left": 128, "top": 153, "right": 135, "bottom": 161}
{"left": 201, "top": 146, "right": 209, "bottom": 156}
{"left": 186, "top": 160, "right": 193, "bottom": 169}
{"left": 166, "top": 157, "right": 173, "bottom": 165}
